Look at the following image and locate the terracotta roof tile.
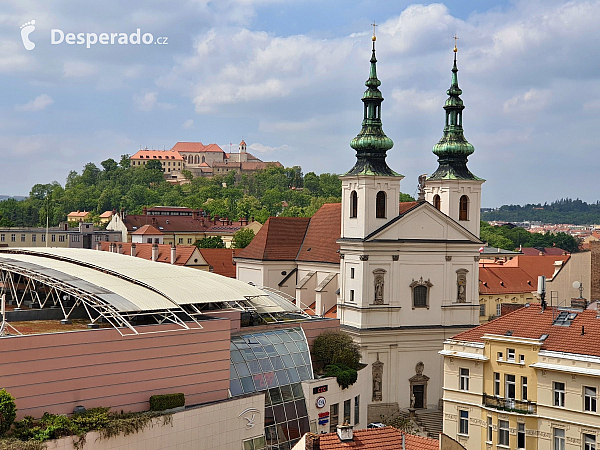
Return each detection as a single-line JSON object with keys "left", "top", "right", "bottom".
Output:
{"left": 97, "top": 242, "right": 200, "bottom": 266}
{"left": 171, "top": 142, "right": 224, "bottom": 153}
{"left": 479, "top": 266, "right": 536, "bottom": 295}
{"left": 236, "top": 217, "right": 310, "bottom": 260}
{"left": 131, "top": 224, "right": 163, "bottom": 235}
{"left": 452, "top": 304, "right": 600, "bottom": 357}
{"left": 198, "top": 248, "right": 241, "bottom": 278}
{"left": 297, "top": 203, "right": 341, "bottom": 264}
{"left": 99, "top": 211, "right": 113, "bottom": 218}
{"left": 131, "top": 149, "right": 184, "bottom": 160}
{"left": 317, "top": 427, "right": 438, "bottom": 450}
{"left": 399, "top": 201, "right": 419, "bottom": 214}
{"left": 502, "top": 254, "right": 570, "bottom": 279}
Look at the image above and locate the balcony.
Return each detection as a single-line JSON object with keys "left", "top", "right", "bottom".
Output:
{"left": 483, "top": 394, "right": 537, "bottom": 414}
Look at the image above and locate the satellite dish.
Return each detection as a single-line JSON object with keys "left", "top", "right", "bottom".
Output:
{"left": 573, "top": 281, "right": 582, "bottom": 289}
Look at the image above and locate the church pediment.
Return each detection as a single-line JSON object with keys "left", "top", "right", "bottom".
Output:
{"left": 365, "top": 202, "right": 482, "bottom": 244}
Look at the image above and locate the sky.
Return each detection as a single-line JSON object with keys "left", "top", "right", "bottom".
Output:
{"left": 0, "top": 0, "right": 599, "bottom": 207}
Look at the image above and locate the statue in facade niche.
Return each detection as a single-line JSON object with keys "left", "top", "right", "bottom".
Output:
{"left": 456, "top": 269, "right": 468, "bottom": 303}
{"left": 372, "top": 359, "right": 383, "bottom": 402}
{"left": 374, "top": 276, "right": 384, "bottom": 304}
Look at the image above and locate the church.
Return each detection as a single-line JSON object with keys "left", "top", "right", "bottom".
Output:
{"left": 235, "top": 32, "right": 484, "bottom": 421}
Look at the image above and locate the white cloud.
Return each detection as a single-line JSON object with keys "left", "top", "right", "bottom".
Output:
{"left": 503, "top": 88, "right": 551, "bottom": 114}
{"left": 182, "top": 119, "right": 194, "bottom": 129}
{"left": 248, "top": 142, "right": 292, "bottom": 154}
{"left": 63, "top": 61, "right": 98, "bottom": 78}
{"left": 391, "top": 89, "right": 444, "bottom": 114}
{"left": 15, "top": 93, "right": 53, "bottom": 112}
{"left": 133, "top": 91, "right": 176, "bottom": 111}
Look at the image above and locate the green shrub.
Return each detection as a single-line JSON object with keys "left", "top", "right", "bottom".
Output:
{"left": 0, "top": 389, "right": 17, "bottom": 436}
{"left": 149, "top": 394, "right": 185, "bottom": 411}
{"left": 324, "top": 364, "right": 358, "bottom": 389}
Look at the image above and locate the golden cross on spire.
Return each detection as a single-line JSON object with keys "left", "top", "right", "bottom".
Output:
{"left": 453, "top": 34, "right": 459, "bottom": 52}
{"left": 371, "top": 21, "right": 377, "bottom": 37}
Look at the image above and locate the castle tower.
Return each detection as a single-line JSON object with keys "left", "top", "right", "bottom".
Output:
{"left": 424, "top": 45, "right": 485, "bottom": 237}
{"left": 239, "top": 140, "right": 247, "bottom": 162}
{"left": 340, "top": 32, "right": 403, "bottom": 240}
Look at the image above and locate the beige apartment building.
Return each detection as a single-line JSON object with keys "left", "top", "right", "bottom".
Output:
{"left": 0, "top": 222, "right": 121, "bottom": 249}
{"left": 442, "top": 303, "right": 600, "bottom": 450}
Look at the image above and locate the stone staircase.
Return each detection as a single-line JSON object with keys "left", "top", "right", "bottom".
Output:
{"left": 415, "top": 408, "right": 443, "bottom": 439}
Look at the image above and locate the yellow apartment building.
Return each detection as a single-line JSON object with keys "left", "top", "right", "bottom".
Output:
{"left": 442, "top": 304, "right": 600, "bottom": 450}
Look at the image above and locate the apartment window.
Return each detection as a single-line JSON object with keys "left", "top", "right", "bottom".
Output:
{"left": 350, "top": 268, "right": 355, "bottom": 279}
{"left": 20, "top": 234, "right": 25, "bottom": 242}
{"left": 584, "top": 434, "right": 596, "bottom": 450}
{"left": 459, "top": 410, "right": 468, "bottom": 435}
{"left": 354, "top": 395, "right": 360, "bottom": 425}
{"left": 59, "top": 235, "right": 65, "bottom": 242}
{"left": 517, "top": 423, "right": 525, "bottom": 449}
{"left": 584, "top": 386, "right": 597, "bottom": 412}
{"left": 494, "top": 372, "right": 500, "bottom": 396}
{"left": 496, "top": 303, "right": 501, "bottom": 317}
{"left": 330, "top": 403, "right": 339, "bottom": 433}
{"left": 178, "top": 238, "right": 183, "bottom": 244}
{"left": 497, "top": 351, "right": 503, "bottom": 361}
{"left": 147, "top": 238, "right": 152, "bottom": 243}
{"left": 505, "top": 374, "right": 516, "bottom": 400}
{"left": 51, "top": 234, "right": 56, "bottom": 242}
{"left": 487, "top": 416, "right": 493, "bottom": 443}
{"left": 11, "top": 234, "right": 16, "bottom": 242}
{"left": 479, "top": 303, "right": 486, "bottom": 317}
{"left": 499, "top": 420, "right": 509, "bottom": 446}
{"left": 0, "top": 234, "right": 4, "bottom": 242}
{"left": 519, "top": 354, "right": 525, "bottom": 364}
{"left": 459, "top": 368, "right": 469, "bottom": 391}
{"left": 507, "top": 348, "right": 515, "bottom": 361}
{"left": 32, "top": 234, "right": 36, "bottom": 242}
{"left": 349, "top": 290, "right": 355, "bottom": 302}
{"left": 41, "top": 234, "right": 46, "bottom": 242}
{"left": 553, "top": 428, "right": 565, "bottom": 450}
{"left": 522, "top": 376, "right": 528, "bottom": 400}
{"left": 554, "top": 382, "right": 565, "bottom": 407}
{"left": 187, "top": 238, "right": 192, "bottom": 244}
{"left": 343, "top": 399, "right": 351, "bottom": 424}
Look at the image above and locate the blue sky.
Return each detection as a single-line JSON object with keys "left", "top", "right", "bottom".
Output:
{"left": 0, "top": 0, "right": 599, "bottom": 207}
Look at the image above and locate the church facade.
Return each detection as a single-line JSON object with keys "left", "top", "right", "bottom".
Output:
{"left": 236, "top": 35, "right": 484, "bottom": 421}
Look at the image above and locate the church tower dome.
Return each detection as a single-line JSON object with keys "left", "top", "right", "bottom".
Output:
{"left": 425, "top": 42, "right": 485, "bottom": 237}
{"left": 340, "top": 28, "right": 403, "bottom": 240}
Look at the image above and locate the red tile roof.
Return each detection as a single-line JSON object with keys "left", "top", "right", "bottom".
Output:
{"left": 131, "top": 224, "right": 163, "bottom": 235}
{"left": 131, "top": 149, "right": 184, "bottom": 160}
{"left": 399, "top": 201, "right": 419, "bottom": 214}
{"left": 236, "top": 217, "right": 310, "bottom": 260}
{"left": 198, "top": 248, "right": 241, "bottom": 278}
{"left": 317, "top": 427, "right": 438, "bottom": 450}
{"left": 479, "top": 266, "right": 536, "bottom": 295}
{"left": 325, "top": 304, "right": 337, "bottom": 319}
{"left": 502, "top": 254, "right": 570, "bottom": 279}
{"left": 171, "top": 142, "right": 224, "bottom": 153}
{"left": 99, "top": 211, "right": 113, "bottom": 218}
{"left": 452, "top": 304, "right": 600, "bottom": 358}
{"left": 67, "top": 211, "right": 90, "bottom": 218}
{"left": 97, "top": 242, "right": 201, "bottom": 266}
{"left": 520, "top": 247, "right": 568, "bottom": 256}
{"left": 297, "top": 203, "right": 341, "bottom": 264}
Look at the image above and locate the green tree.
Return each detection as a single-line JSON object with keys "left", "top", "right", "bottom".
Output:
{"left": 0, "top": 388, "right": 17, "bottom": 436}
{"left": 311, "top": 331, "right": 361, "bottom": 372}
{"left": 145, "top": 159, "right": 163, "bottom": 172}
{"left": 400, "top": 192, "right": 416, "bottom": 202}
{"left": 232, "top": 228, "right": 255, "bottom": 249}
{"left": 195, "top": 236, "right": 225, "bottom": 248}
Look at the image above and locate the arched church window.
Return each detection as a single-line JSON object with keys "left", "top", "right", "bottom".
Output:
{"left": 433, "top": 195, "right": 441, "bottom": 211}
{"left": 376, "top": 191, "right": 386, "bottom": 218}
{"left": 350, "top": 191, "right": 358, "bottom": 218}
{"left": 459, "top": 195, "right": 469, "bottom": 221}
{"left": 410, "top": 277, "right": 433, "bottom": 309}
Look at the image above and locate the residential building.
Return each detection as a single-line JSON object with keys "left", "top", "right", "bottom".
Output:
{"left": 441, "top": 303, "right": 600, "bottom": 450}
{"left": 67, "top": 210, "right": 92, "bottom": 223}
{"left": 106, "top": 206, "right": 262, "bottom": 247}
{"left": 0, "top": 222, "right": 121, "bottom": 249}
{"left": 129, "top": 148, "right": 185, "bottom": 175}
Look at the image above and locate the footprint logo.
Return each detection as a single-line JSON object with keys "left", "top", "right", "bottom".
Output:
{"left": 20, "top": 20, "right": 36, "bottom": 50}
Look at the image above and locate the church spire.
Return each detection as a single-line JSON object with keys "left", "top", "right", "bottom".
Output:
{"left": 345, "top": 26, "right": 399, "bottom": 177}
{"left": 428, "top": 42, "right": 481, "bottom": 181}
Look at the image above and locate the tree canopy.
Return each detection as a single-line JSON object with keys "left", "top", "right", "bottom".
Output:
{"left": 480, "top": 221, "right": 580, "bottom": 253}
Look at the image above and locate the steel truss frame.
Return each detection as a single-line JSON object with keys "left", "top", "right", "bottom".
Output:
{"left": 0, "top": 262, "right": 202, "bottom": 336}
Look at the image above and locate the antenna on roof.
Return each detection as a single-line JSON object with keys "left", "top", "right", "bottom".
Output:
{"left": 538, "top": 275, "right": 547, "bottom": 312}
{"left": 573, "top": 280, "right": 584, "bottom": 299}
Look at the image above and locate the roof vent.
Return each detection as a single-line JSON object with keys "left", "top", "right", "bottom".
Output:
{"left": 505, "top": 330, "right": 513, "bottom": 336}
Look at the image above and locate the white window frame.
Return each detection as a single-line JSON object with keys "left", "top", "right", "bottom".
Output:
{"left": 460, "top": 368, "right": 469, "bottom": 391}
{"left": 499, "top": 420, "right": 509, "bottom": 446}
{"left": 553, "top": 428, "right": 565, "bottom": 450}
{"left": 505, "top": 374, "right": 516, "bottom": 400}
{"left": 459, "top": 410, "right": 468, "bottom": 435}
{"left": 494, "top": 372, "right": 501, "bottom": 396}
{"left": 507, "top": 348, "right": 515, "bottom": 361}
{"left": 486, "top": 416, "right": 493, "bottom": 443}
{"left": 584, "top": 433, "right": 596, "bottom": 450}
{"left": 585, "top": 386, "right": 597, "bottom": 412}
{"left": 522, "top": 376, "right": 528, "bottom": 401}
{"left": 554, "top": 382, "right": 565, "bottom": 407}
{"left": 517, "top": 423, "right": 525, "bottom": 449}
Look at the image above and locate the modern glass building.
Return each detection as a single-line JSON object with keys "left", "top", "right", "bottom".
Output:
{"left": 230, "top": 327, "right": 314, "bottom": 450}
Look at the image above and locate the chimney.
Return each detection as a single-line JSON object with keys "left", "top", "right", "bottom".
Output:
{"left": 152, "top": 243, "right": 158, "bottom": 262}
{"left": 336, "top": 423, "right": 353, "bottom": 442}
{"left": 171, "top": 245, "right": 176, "bottom": 265}
{"left": 64, "top": 222, "right": 68, "bottom": 231}
{"left": 142, "top": 207, "right": 148, "bottom": 215}
{"left": 305, "top": 433, "right": 321, "bottom": 450}
{"left": 131, "top": 243, "right": 137, "bottom": 257}
{"left": 214, "top": 215, "right": 219, "bottom": 225}
{"left": 151, "top": 217, "right": 157, "bottom": 225}
{"left": 193, "top": 209, "right": 199, "bottom": 220}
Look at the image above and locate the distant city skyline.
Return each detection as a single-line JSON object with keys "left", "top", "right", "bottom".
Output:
{"left": 0, "top": 0, "right": 599, "bottom": 207}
